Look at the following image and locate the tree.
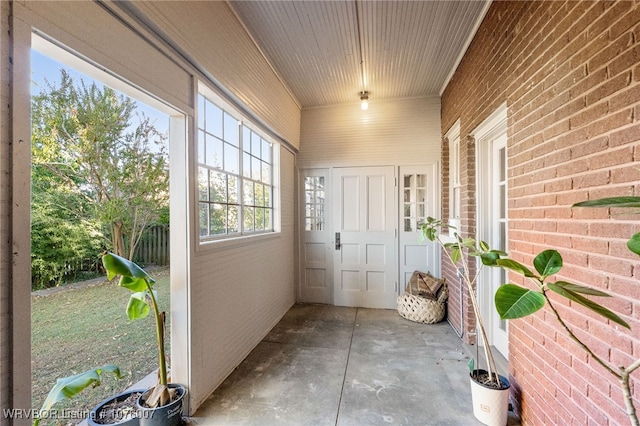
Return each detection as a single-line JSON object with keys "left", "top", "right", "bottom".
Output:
{"left": 31, "top": 163, "right": 103, "bottom": 289}
{"left": 32, "top": 70, "right": 168, "bottom": 261}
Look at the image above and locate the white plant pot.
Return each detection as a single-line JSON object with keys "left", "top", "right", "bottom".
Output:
{"left": 469, "top": 370, "right": 510, "bottom": 426}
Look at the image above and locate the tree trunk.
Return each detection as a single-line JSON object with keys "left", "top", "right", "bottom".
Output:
{"left": 111, "top": 220, "right": 127, "bottom": 258}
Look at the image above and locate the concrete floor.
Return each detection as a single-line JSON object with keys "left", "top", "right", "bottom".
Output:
{"left": 190, "top": 304, "right": 516, "bottom": 425}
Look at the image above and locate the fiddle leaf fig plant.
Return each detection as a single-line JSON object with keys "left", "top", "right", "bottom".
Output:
{"left": 421, "top": 217, "right": 508, "bottom": 389}
{"left": 491, "top": 196, "right": 640, "bottom": 426}
{"left": 102, "top": 252, "right": 175, "bottom": 408}
{"left": 494, "top": 250, "right": 629, "bottom": 328}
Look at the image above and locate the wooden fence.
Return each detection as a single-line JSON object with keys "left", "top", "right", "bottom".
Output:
{"left": 32, "top": 225, "right": 170, "bottom": 289}
{"left": 134, "top": 225, "right": 170, "bottom": 266}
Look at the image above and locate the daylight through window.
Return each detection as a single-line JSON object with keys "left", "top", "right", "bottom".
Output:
{"left": 304, "top": 176, "right": 325, "bottom": 231}
{"left": 447, "top": 121, "right": 461, "bottom": 232}
{"left": 198, "top": 88, "right": 277, "bottom": 240}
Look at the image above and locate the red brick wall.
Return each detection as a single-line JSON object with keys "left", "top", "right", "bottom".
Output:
{"left": 441, "top": 1, "right": 640, "bottom": 424}
{"left": 441, "top": 131, "right": 481, "bottom": 345}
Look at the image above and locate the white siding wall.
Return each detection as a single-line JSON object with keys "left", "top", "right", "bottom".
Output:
{"left": 298, "top": 97, "right": 441, "bottom": 168}
{"left": 20, "top": 1, "right": 192, "bottom": 113}
{"left": 127, "top": 1, "right": 301, "bottom": 149}
{"left": 297, "top": 97, "right": 441, "bottom": 309}
{"left": 5, "top": 1, "right": 299, "bottom": 417}
{"left": 190, "top": 149, "right": 296, "bottom": 409}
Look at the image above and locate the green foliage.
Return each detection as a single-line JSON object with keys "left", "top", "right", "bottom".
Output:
{"left": 628, "top": 233, "right": 640, "bottom": 257}
{"left": 421, "top": 217, "right": 507, "bottom": 388}
{"left": 494, "top": 284, "right": 545, "bottom": 319}
{"left": 31, "top": 69, "right": 169, "bottom": 264}
{"left": 574, "top": 196, "right": 640, "bottom": 258}
{"left": 102, "top": 253, "right": 172, "bottom": 407}
{"left": 494, "top": 250, "right": 629, "bottom": 329}
{"left": 198, "top": 169, "right": 273, "bottom": 236}
{"left": 498, "top": 196, "right": 640, "bottom": 425}
{"left": 428, "top": 197, "right": 640, "bottom": 423}
{"left": 31, "top": 270, "right": 171, "bottom": 424}
{"left": 102, "top": 253, "right": 157, "bottom": 323}
{"left": 547, "top": 281, "right": 627, "bottom": 327}
{"left": 31, "top": 160, "right": 104, "bottom": 289}
{"left": 156, "top": 205, "right": 170, "bottom": 226}
{"left": 34, "top": 365, "right": 122, "bottom": 426}
{"left": 532, "top": 249, "right": 562, "bottom": 278}
{"left": 573, "top": 196, "right": 640, "bottom": 208}
{"left": 422, "top": 217, "right": 507, "bottom": 267}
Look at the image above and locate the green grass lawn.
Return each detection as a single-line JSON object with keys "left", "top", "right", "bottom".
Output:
{"left": 31, "top": 267, "right": 171, "bottom": 425}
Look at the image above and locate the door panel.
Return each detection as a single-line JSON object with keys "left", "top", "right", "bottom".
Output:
{"left": 333, "top": 166, "right": 397, "bottom": 309}
{"left": 399, "top": 165, "right": 440, "bottom": 285}
{"left": 299, "top": 169, "right": 332, "bottom": 304}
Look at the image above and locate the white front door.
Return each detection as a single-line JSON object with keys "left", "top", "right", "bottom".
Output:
{"left": 332, "top": 166, "right": 397, "bottom": 309}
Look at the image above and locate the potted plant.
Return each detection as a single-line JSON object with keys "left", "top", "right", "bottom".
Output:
{"left": 87, "top": 387, "right": 146, "bottom": 426}
{"left": 33, "top": 365, "right": 124, "bottom": 426}
{"left": 490, "top": 196, "right": 639, "bottom": 425}
{"left": 421, "top": 217, "right": 510, "bottom": 426}
{"left": 101, "top": 252, "right": 186, "bottom": 426}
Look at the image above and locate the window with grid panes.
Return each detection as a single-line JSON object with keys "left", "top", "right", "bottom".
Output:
{"left": 402, "top": 174, "right": 427, "bottom": 232}
{"left": 304, "top": 176, "right": 325, "bottom": 231}
{"left": 447, "top": 121, "right": 461, "bottom": 232}
{"left": 198, "top": 91, "right": 276, "bottom": 240}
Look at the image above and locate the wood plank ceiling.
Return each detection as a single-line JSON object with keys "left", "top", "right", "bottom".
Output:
{"left": 228, "top": 0, "right": 490, "bottom": 109}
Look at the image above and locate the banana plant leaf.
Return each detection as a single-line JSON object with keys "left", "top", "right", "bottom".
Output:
{"left": 35, "top": 365, "right": 121, "bottom": 426}
{"left": 102, "top": 252, "right": 154, "bottom": 283}
{"left": 495, "top": 284, "right": 545, "bottom": 319}
{"left": 119, "top": 275, "right": 152, "bottom": 292}
{"left": 127, "top": 291, "right": 152, "bottom": 320}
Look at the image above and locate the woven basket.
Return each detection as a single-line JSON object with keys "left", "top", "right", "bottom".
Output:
{"left": 397, "top": 282, "right": 448, "bottom": 324}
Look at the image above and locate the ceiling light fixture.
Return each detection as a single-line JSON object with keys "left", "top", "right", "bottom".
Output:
{"left": 355, "top": 0, "right": 369, "bottom": 110}
{"left": 360, "top": 91, "right": 369, "bottom": 110}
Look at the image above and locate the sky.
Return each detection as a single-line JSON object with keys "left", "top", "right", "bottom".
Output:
{"left": 31, "top": 50, "right": 170, "bottom": 136}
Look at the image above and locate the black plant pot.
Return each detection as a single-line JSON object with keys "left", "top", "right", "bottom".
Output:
{"left": 137, "top": 383, "right": 186, "bottom": 426}
{"left": 87, "top": 389, "right": 145, "bottom": 426}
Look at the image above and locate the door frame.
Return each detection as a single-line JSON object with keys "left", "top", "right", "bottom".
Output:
{"left": 473, "top": 102, "right": 509, "bottom": 358}
{"left": 398, "top": 164, "right": 441, "bottom": 284}
{"left": 298, "top": 164, "right": 441, "bottom": 309}
{"left": 297, "top": 168, "right": 333, "bottom": 304}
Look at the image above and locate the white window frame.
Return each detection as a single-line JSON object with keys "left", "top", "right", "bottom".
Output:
{"left": 303, "top": 175, "right": 327, "bottom": 232}
{"left": 197, "top": 83, "right": 280, "bottom": 243}
{"left": 446, "top": 120, "right": 461, "bottom": 236}
{"left": 472, "top": 102, "right": 509, "bottom": 357}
